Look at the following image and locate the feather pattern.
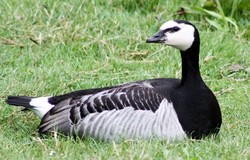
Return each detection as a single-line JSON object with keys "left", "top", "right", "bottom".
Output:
{"left": 38, "top": 81, "right": 186, "bottom": 141}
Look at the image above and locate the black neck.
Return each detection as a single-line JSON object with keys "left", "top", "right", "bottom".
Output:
{"left": 180, "top": 30, "right": 203, "bottom": 86}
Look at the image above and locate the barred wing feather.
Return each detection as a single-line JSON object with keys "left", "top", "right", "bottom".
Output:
{"left": 39, "top": 82, "right": 186, "bottom": 141}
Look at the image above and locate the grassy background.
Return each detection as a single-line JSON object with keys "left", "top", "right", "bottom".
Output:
{"left": 0, "top": 0, "right": 249, "bottom": 159}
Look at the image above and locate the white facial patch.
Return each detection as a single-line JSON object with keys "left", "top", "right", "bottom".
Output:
{"left": 160, "top": 20, "right": 195, "bottom": 51}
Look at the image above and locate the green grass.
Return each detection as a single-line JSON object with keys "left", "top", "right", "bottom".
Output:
{"left": 0, "top": 0, "right": 249, "bottom": 159}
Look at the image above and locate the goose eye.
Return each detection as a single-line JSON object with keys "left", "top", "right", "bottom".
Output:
{"left": 171, "top": 26, "right": 180, "bottom": 32}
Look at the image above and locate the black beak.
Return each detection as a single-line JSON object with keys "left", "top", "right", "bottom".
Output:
{"left": 146, "top": 31, "right": 165, "bottom": 43}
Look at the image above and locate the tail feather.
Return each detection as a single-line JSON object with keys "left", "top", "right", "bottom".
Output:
{"left": 6, "top": 96, "right": 35, "bottom": 108}
{"left": 6, "top": 96, "right": 54, "bottom": 119}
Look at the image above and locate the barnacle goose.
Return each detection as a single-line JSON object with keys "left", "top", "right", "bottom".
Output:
{"left": 6, "top": 20, "right": 222, "bottom": 142}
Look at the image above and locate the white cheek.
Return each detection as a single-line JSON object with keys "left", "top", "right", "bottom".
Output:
{"left": 167, "top": 34, "right": 194, "bottom": 51}
{"left": 164, "top": 28, "right": 195, "bottom": 51}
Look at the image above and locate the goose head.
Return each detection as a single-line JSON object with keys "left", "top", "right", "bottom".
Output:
{"left": 146, "top": 20, "right": 199, "bottom": 52}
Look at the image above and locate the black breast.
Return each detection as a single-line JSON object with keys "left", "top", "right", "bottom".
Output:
{"left": 171, "top": 83, "right": 222, "bottom": 139}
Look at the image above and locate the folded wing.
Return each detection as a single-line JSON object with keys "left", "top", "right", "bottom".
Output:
{"left": 39, "top": 82, "right": 185, "bottom": 141}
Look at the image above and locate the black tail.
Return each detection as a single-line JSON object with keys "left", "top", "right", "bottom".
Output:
{"left": 6, "top": 96, "right": 35, "bottom": 108}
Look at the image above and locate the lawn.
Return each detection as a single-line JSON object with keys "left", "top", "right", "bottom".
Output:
{"left": 0, "top": 0, "right": 249, "bottom": 159}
